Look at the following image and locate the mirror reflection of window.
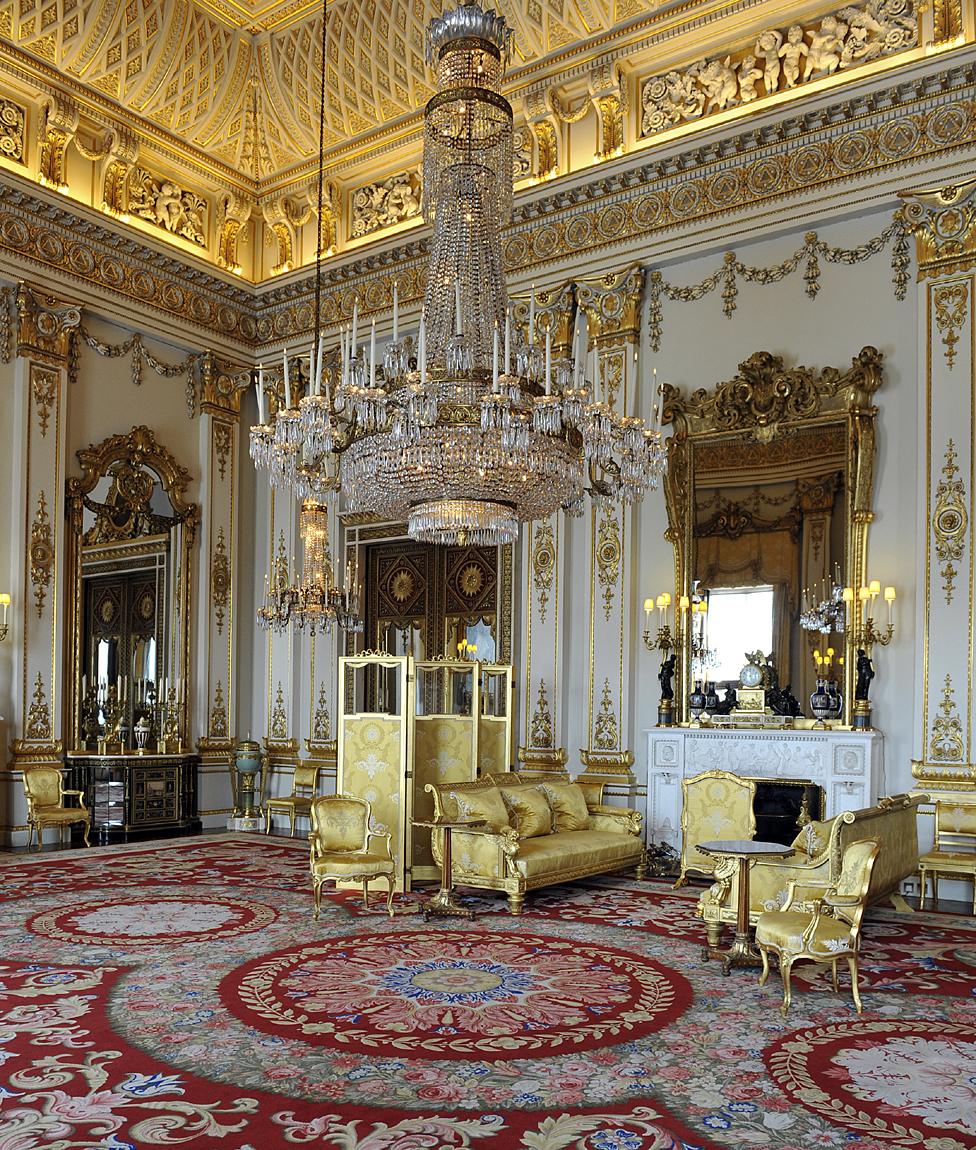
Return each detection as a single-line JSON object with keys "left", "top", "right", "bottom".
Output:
{"left": 706, "top": 585, "right": 775, "bottom": 683}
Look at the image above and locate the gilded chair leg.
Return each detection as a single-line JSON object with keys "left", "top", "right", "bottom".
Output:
{"left": 780, "top": 959, "right": 793, "bottom": 1018}
{"left": 508, "top": 891, "right": 525, "bottom": 915}
{"left": 290, "top": 812, "right": 295, "bottom": 839}
{"left": 848, "top": 953, "right": 863, "bottom": 1014}
{"left": 313, "top": 878, "right": 321, "bottom": 921}
{"left": 705, "top": 921, "right": 722, "bottom": 949}
{"left": 26, "top": 822, "right": 33, "bottom": 852}
{"left": 82, "top": 819, "right": 90, "bottom": 849}
{"left": 933, "top": 871, "right": 939, "bottom": 908}
{"left": 265, "top": 809, "right": 272, "bottom": 835}
{"left": 759, "top": 946, "right": 770, "bottom": 987}
{"left": 362, "top": 879, "right": 370, "bottom": 911}
{"left": 673, "top": 872, "right": 688, "bottom": 889}
{"left": 385, "top": 873, "right": 395, "bottom": 918}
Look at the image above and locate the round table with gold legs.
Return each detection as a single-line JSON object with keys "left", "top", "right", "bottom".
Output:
{"left": 697, "top": 839, "right": 794, "bottom": 975}
{"left": 413, "top": 817, "right": 487, "bottom": 919}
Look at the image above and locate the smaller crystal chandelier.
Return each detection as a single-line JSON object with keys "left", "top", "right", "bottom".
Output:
{"left": 257, "top": 498, "right": 363, "bottom": 636}
{"left": 799, "top": 568, "right": 847, "bottom": 636}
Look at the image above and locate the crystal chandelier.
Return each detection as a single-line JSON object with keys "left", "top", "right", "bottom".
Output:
{"left": 257, "top": 498, "right": 363, "bottom": 635}
{"left": 250, "top": 3, "right": 666, "bottom": 549}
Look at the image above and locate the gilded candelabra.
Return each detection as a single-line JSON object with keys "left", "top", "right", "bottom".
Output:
{"left": 159, "top": 685, "right": 184, "bottom": 753}
{"left": 844, "top": 581, "right": 896, "bottom": 730}
{"left": 99, "top": 686, "right": 125, "bottom": 754}
{"left": 642, "top": 592, "right": 711, "bottom": 726}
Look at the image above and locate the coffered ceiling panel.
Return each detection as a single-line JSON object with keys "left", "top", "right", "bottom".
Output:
{"left": 0, "top": 0, "right": 620, "bottom": 180}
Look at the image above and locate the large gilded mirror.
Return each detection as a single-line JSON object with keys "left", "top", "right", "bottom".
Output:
{"left": 661, "top": 347, "right": 883, "bottom": 724}
{"left": 65, "top": 426, "right": 197, "bottom": 751}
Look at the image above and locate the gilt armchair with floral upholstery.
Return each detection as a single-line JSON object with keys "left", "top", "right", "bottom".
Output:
{"left": 308, "top": 794, "right": 395, "bottom": 918}
{"left": 675, "top": 769, "right": 756, "bottom": 888}
{"left": 24, "top": 767, "right": 90, "bottom": 851}
{"left": 756, "top": 838, "right": 880, "bottom": 1017}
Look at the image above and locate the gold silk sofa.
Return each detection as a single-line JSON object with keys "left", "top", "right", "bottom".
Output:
{"left": 427, "top": 772, "right": 646, "bottom": 914}
{"left": 698, "top": 792, "right": 926, "bottom": 946}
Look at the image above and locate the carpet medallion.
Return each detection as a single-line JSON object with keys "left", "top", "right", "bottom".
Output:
{"left": 3, "top": 836, "right": 976, "bottom": 1149}
{"left": 224, "top": 930, "right": 689, "bottom": 1059}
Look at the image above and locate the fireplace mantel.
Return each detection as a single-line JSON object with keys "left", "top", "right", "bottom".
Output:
{"left": 643, "top": 726, "right": 884, "bottom": 850}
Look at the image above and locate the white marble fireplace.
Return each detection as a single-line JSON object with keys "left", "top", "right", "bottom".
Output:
{"left": 643, "top": 726, "right": 884, "bottom": 850}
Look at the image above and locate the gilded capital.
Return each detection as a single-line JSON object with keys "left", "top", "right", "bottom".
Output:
{"left": 576, "top": 264, "right": 644, "bottom": 346}
{"left": 16, "top": 283, "right": 80, "bottom": 364}
{"left": 533, "top": 281, "right": 575, "bottom": 354}
{"left": 899, "top": 176, "right": 976, "bottom": 279}
{"left": 199, "top": 351, "right": 250, "bottom": 417}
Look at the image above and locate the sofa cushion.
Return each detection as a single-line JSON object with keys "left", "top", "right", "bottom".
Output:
{"left": 790, "top": 818, "right": 835, "bottom": 860}
{"left": 542, "top": 782, "right": 590, "bottom": 832}
{"left": 513, "top": 829, "right": 642, "bottom": 879}
{"left": 450, "top": 786, "right": 510, "bottom": 833}
{"left": 499, "top": 784, "right": 552, "bottom": 839}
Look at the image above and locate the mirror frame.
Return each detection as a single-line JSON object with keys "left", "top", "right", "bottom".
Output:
{"left": 661, "top": 347, "right": 884, "bottom": 724}
{"left": 64, "top": 425, "right": 198, "bottom": 750}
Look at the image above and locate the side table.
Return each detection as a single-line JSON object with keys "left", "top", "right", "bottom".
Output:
{"left": 412, "top": 817, "right": 487, "bottom": 919}
{"left": 697, "top": 839, "right": 793, "bottom": 975}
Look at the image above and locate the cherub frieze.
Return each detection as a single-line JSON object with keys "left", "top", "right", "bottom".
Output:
{"left": 640, "top": 1, "right": 918, "bottom": 138}
{"left": 128, "top": 168, "right": 208, "bottom": 247}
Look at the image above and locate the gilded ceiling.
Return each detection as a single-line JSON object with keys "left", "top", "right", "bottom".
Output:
{"left": 0, "top": 0, "right": 623, "bottom": 180}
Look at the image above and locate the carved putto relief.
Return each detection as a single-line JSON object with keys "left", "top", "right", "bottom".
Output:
{"left": 128, "top": 168, "right": 207, "bottom": 246}
{"left": 640, "top": 1, "right": 918, "bottom": 137}
{"left": 351, "top": 172, "right": 421, "bottom": 239}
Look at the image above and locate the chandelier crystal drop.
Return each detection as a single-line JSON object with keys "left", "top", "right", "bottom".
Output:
{"left": 250, "top": 3, "right": 666, "bottom": 550}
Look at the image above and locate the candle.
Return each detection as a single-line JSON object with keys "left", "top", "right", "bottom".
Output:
{"left": 82, "top": 674, "right": 88, "bottom": 695}
{"left": 492, "top": 321, "right": 499, "bottom": 390}
{"left": 504, "top": 306, "right": 511, "bottom": 375}
{"left": 884, "top": 585, "right": 896, "bottom": 626}
{"left": 528, "top": 284, "right": 535, "bottom": 346}
{"left": 351, "top": 296, "right": 359, "bottom": 350}
{"left": 454, "top": 279, "right": 462, "bottom": 335}
{"left": 419, "top": 316, "right": 427, "bottom": 387}
{"left": 679, "top": 595, "right": 690, "bottom": 613}
{"left": 573, "top": 314, "right": 583, "bottom": 383}
{"left": 392, "top": 279, "right": 399, "bottom": 342}
{"left": 255, "top": 371, "right": 265, "bottom": 424}
{"left": 316, "top": 331, "right": 325, "bottom": 396}
{"left": 308, "top": 346, "right": 314, "bottom": 395}
{"left": 544, "top": 325, "right": 551, "bottom": 394}
{"left": 369, "top": 319, "right": 376, "bottom": 388}
{"left": 643, "top": 597, "right": 653, "bottom": 624}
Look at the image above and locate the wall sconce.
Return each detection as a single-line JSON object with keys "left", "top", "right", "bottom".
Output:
{"left": 0, "top": 593, "right": 9, "bottom": 641}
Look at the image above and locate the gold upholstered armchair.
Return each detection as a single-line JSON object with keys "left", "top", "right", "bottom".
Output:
{"left": 24, "top": 767, "right": 91, "bottom": 852}
{"left": 308, "top": 795, "right": 395, "bottom": 919}
{"left": 919, "top": 799, "right": 976, "bottom": 912}
{"left": 675, "top": 769, "right": 756, "bottom": 887}
{"left": 756, "top": 839, "right": 880, "bottom": 1017}
{"left": 265, "top": 763, "right": 321, "bottom": 837}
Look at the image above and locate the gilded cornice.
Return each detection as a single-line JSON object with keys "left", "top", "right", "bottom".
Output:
{"left": 0, "top": 60, "right": 972, "bottom": 353}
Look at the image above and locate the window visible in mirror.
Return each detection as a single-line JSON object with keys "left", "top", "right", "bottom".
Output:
{"left": 707, "top": 585, "right": 775, "bottom": 683}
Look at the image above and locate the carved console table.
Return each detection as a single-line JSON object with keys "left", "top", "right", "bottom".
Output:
{"left": 66, "top": 753, "right": 201, "bottom": 845}
{"left": 643, "top": 727, "right": 884, "bottom": 850}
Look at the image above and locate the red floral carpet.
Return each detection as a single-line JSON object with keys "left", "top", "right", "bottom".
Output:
{"left": 3, "top": 835, "right": 976, "bottom": 1149}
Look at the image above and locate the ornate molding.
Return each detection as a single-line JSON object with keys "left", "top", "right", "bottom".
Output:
{"left": 214, "top": 423, "right": 232, "bottom": 481}
{"left": 24, "top": 673, "right": 51, "bottom": 741}
{"left": 212, "top": 528, "right": 230, "bottom": 636}
{"left": 31, "top": 364, "right": 57, "bottom": 438}
{"left": 529, "top": 678, "right": 554, "bottom": 749}
{"left": 69, "top": 425, "right": 195, "bottom": 521}
{"left": 0, "top": 95, "right": 25, "bottom": 166}
{"left": 128, "top": 166, "right": 207, "bottom": 247}
{"left": 930, "top": 673, "right": 964, "bottom": 762}
{"left": 596, "top": 514, "right": 621, "bottom": 623}
{"left": 531, "top": 521, "right": 555, "bottom": 624}
{"left": 312, "top": 683, "right": 331, "bottom": 743}
{"left": 29, "top": 491, "right": 52, "bottom": 619}
{"left": 216, "top": 190, "right": 253, "bottom": 274}
{"left": 934, "top": 0, "right": 964, "bottom": 42}
{"left": 933, "top": 438, "right": 968, "bottom": 605}
{"left": 209, "top": 680, "right": 229, "bottom": 740}
{"left": 270, "top": 682, "right": 288, "bottom": 742}
{"left": 37, "top": 93, "right": 78, "bottom": 190}
{"left": 934, "top": 281, "right": 969, "bottom": 369}
{"left": 640, "top": 2, "right": 918, "bottom": 140}
{"left": 593, "top": 677, "right": 619, "bottom": 751}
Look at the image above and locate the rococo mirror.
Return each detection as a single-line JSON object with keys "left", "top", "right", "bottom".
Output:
{"left": 661, "top": 347, "right": 883, "bottom": 725}
{"left": 65, "top": 426, "right": 197, "bottom": 752}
